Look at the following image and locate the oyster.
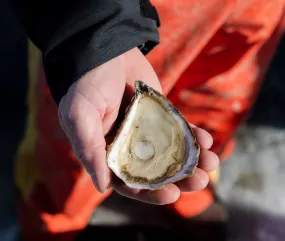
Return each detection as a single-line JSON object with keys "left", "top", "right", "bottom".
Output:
{"left": 107, "top": 80, "right": 200, "bottom": 190}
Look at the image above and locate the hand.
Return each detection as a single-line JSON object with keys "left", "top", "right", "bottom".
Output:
{"left": 58, "top": 47, "right": 219, "bottom": 205}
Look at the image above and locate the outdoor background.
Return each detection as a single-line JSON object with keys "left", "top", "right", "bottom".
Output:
{"left": 1, "top": 0, "right": 285, "bottom": 240}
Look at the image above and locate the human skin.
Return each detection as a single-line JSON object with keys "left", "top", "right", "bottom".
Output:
{"left": 58, "top": 47, "right": 219, "bottom": 205}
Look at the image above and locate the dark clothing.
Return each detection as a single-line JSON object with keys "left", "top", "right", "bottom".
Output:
{"left": 12, "top": 0, "right": 160, "bottom": 104}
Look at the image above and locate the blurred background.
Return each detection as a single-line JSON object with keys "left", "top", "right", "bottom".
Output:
{"left": 2, "top": 0, "right": 285, "bottom": 240}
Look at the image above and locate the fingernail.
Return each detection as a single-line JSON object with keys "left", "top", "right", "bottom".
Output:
{"left": 90, "top": 173, "right": 110, "bottom": 194}
{"left": 100, "top": 180, "right": 111, "bottom": 194}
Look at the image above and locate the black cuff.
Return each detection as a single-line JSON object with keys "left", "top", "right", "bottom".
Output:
{"left": 43, "top": 1, "right": 160, "bottom": 105}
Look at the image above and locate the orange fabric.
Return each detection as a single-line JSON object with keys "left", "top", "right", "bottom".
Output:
{"left": 147, "top": 0, "right": 285, "bottom": 217}
{"left": 15, "top": 0, "right": 285, "bottom": 240}
{"left": 148, "top": 0, "right": 285, "bottom": 156}
{"left": 16, "top": 64, "right": 112, "bottom": 241}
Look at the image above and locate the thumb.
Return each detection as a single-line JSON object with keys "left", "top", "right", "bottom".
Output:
{"left": 58, "top": 89, "right": 111, "bottom": 194}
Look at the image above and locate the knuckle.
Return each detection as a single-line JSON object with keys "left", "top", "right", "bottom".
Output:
{"left": 74, "top": 146, "right": 88, "bottom": 167}
{"left": 72, "top": 138, "right": 92, "bottom": 170}
{"left": 58, "top": 96, "right": 79, "bottom": 125}
{"left": 58, "top": 97, "right": 71, "bottom": 137}
{"left": 75, "top": 147, "right": 85, "bottom": 163}
{"left": 67, "top": 103, "right": 80, "bottom": 124}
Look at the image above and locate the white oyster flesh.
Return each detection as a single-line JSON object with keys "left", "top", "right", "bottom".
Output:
{"left": 107, "top": 80, "right": 200, "bottom": 190}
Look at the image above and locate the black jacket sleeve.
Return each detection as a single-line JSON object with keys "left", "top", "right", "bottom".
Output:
{"left": 12, "top": 0, "right": 160, "bottom": 104}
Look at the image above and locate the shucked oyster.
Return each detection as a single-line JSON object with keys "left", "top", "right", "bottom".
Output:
{"left": 107, "top": 80, "right": 200, "bottom": 190}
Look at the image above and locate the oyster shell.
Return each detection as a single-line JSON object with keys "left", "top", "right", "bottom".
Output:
{"left": 107, "top": 80, "right": 200, "bottom": 190}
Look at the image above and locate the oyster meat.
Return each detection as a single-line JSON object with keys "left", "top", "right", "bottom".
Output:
{"left": 107, "top": 80, "right": 200, "bottom": 190}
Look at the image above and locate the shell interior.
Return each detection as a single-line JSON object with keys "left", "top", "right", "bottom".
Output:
{"left": 107, "top": 80, "right": 200, "bottom": 190}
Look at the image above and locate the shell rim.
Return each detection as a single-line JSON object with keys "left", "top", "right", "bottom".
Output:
{"left": 106, "top": 80, "right": 200, "bottom": 190}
